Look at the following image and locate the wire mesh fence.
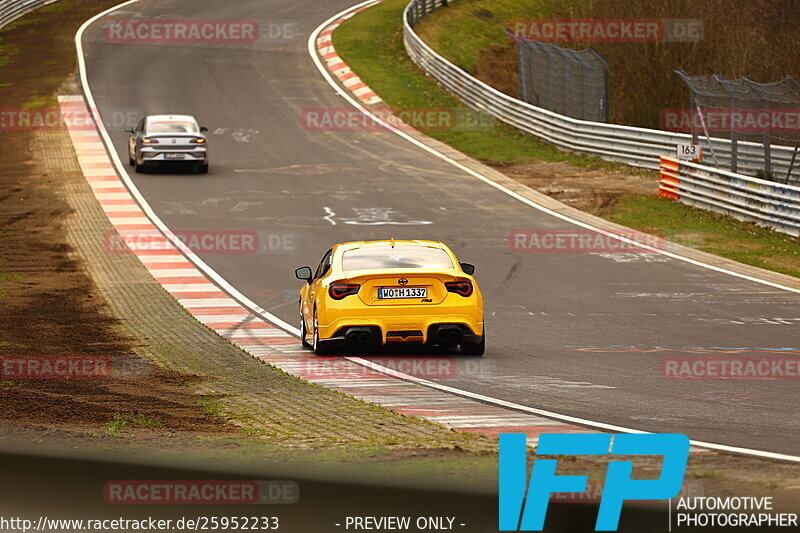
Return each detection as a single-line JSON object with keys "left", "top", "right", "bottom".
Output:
{"left": 676, "top": 70, "right": 800, "bottom": 183}
{"left": 508, "top": 31, "right": 609, "bottom": 123}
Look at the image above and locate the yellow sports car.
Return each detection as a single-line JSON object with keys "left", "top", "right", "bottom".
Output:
{"left": 295, "top": 240, "right": 484, "bottom": 356}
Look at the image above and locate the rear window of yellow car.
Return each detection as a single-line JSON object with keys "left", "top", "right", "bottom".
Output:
{"left": 342, "top": 246, "right": 453, "bottom": 271}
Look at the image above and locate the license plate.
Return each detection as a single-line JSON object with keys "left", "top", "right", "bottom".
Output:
{"left": 378, "top": 287, "right": 427, "bottom": 299}
{"left": 164, "top": 153, "right": 185, "bottom": 159}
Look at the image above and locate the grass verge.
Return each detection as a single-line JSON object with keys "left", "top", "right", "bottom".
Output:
{"left": 106, "top": 413, "right": 164, "bottom": 436}
{"left": 334, "top": 0, "right": 799, "bottom": 278}
{"left": 610, "top": 196, "right": 800, "bottom": 278}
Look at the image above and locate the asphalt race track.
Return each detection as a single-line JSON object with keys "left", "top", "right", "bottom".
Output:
{"left": 80, "top": 0, "right": 800, "bottom": 455}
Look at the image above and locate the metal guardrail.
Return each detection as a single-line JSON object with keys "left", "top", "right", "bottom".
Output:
{"left": 659, "top": 155, "right": 800, "bottom": 236}
{"left": 402, "top": 0, "right": 800, "bottom": 185}
{"left": 0, "top": 0, "right": 58, "bottom": 30}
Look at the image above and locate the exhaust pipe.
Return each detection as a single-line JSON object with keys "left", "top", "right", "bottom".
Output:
{"left": 436, "top": 327, "right": 462, "bottom": 346}
{"left": 345, "top": 328, "right": 373, "bottom": 345}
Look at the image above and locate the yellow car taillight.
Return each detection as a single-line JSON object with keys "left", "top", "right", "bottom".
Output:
{"left": 329, "top": 283, "right": 360, "bottom": 300}
{"left": 445, "top": 280, "right": 473, "bottom": 297}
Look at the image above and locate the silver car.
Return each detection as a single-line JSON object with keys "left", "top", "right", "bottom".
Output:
{"left": 126, "top": 115, "right": 209, "bottom": 174}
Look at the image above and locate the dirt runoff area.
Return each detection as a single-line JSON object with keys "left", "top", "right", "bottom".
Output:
{"left": 491, "top": 159, "right": 657, "bottom": 216}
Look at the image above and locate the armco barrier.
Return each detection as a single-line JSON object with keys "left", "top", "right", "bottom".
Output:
{"left": 0, "top": 0, "right": 58, "bottom": 30}
{"left": 659, "top": 155, "right": 800, "bottom": 237}
{"left": 403, "top": 0, "right": 800, "bottom": 184}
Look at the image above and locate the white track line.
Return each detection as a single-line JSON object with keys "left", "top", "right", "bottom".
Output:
{"left": 73, "top": 0, "right": 800, "bottom": 462}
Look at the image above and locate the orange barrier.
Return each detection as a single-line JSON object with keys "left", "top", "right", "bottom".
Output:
{"left": 659, "top": 155, "right": 681, "bottom": 200}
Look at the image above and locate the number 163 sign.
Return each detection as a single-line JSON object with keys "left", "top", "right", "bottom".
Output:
{"left": 677, "top": 143, "right": 703, "bottom": 160}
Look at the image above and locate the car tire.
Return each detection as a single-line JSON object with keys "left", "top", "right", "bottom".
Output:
{"left": 460, "top": 336, "right": 485, "bottom": 356}
{"left": 128, "top": 155, "right": 135, "bottom": 166}
{"left": 134, "top": 161, "right": 146, "bottom": 174}
{"left": 300, "top": 314, "right": 312, "bottom": 349}
{"left": 312, "top": 311, "right": 331, "bottom": 356}
{"left": 198, "top": 163, "right": 209, "bottom": 174}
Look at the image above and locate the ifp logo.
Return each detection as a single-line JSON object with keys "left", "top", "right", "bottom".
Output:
{"left": 499, "top": 433, "right": 689, "bottom": 531}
